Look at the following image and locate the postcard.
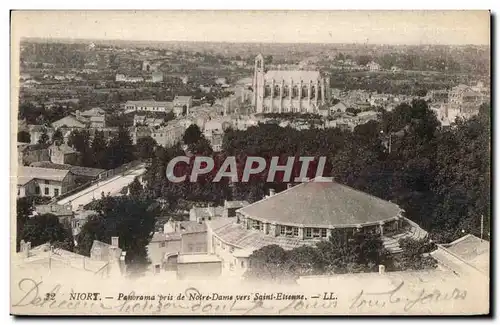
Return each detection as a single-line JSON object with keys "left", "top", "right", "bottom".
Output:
{"left": 10, "top": 10, "right": 491, "bottom": 315}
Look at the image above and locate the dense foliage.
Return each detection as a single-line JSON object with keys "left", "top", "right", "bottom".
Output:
{"left": 16, "top": 197, "right": 74, "bottom": 252}
{"left": 244, "top": 235, "right": 436, "bottom": 282}
{"left": 76, "top": 195, "right": 158, "bottom": 276}
{"left": 143, "top": 99, "right": 490, "bottom": 243}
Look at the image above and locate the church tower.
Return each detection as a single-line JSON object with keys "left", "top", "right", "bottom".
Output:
{"left": 253, "top": 54, "right": 265, "bottom": 111}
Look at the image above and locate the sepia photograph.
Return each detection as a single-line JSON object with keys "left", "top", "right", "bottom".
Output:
{"left": 9, "top": 10, "right": 491, "bottom": 316}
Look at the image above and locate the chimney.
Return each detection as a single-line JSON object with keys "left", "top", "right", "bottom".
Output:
{"left": 20, "top": 240, "right": 28, "bottom": 258}
{"left": 378, "top": 265, "right": 385, "bottom": 275}
{"left": 111, "top": 236, "right": 119, "bottom": 248}
{"left": 269, "top": 188, "right": 276, "bottom": 196}
{"left": 119, "top": 251, "right": 127, "bottom": 275}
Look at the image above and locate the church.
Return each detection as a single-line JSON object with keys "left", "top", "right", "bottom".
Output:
{"left": 252, "top": 54, "right": 329, "bottom": 113}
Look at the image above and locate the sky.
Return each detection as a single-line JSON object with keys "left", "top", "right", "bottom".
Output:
{"left": 11, "top": 10, "right": 490, "bottom": 45}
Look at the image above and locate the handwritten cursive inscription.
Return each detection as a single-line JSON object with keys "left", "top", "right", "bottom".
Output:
{"left": 349, "top": 281, "right": 467, "bottom": 312}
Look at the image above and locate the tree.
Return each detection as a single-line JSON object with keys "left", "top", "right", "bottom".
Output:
{"left": 20, "top": 213, "right": 74, "bottom": 251}
{"left": 244, "top": 245, "right": 294, "bottom": 282}
{"left": 108, "top": 126, "right": 135, "bottom": 169}
{"left": 91, "top": 130, "right": 108, "bottom": 169}
{"left": 17, "top": 131, "right": 31, "bottom": 143}
{"left": 52, "top": 129, "right": 63, "bottom": 144}
{"left": 135, "top": 136, "right": 157, "bottom": 160}
{"left": 38, "top": 128, "right": 50, "bottom": 145}
{"left": 16, "top": 197, "right": 33, "bottom": 251}
{"left": 76, "top": 196, "right": 158, "bottom": 277}
{"left": 128, "top": 177, "right": 143, "bottom": 198}
{"left": 396, "top": 237, "right": 437, "bottom": 270}
{"left": 182, "top": 124, "right": 203, "bottom": 145}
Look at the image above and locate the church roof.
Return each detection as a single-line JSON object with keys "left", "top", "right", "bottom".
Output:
{"left": 264, "top": 70, "right": 321, "bottom": 82}
{"left": 238, "top": 180, "right": 402, "bottom": 227}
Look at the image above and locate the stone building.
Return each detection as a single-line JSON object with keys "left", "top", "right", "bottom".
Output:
{"left": 206, "top": 179, "right": 428, "bottom": 277}
{"left": 252, "top": 54, "right": 329, "bottom": 113}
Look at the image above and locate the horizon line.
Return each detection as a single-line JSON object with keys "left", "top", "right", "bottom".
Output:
{"left": 20, "top": 36, "right": 490, "bottom": 47}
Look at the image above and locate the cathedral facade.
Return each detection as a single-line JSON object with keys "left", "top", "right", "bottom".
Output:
{"left": 252, "top": 54, "right": 329, "bottom": 113}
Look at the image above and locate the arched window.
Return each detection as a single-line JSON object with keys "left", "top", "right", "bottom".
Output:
{"left": 283, "top": 86, "right": 289, "bottom": 97}
{"left": 264, "top": 85, "right": 271, "bottom": 97}
{"left": 302, "top": 86, "right": 308, "bottom": 99}
{"left": 274, "top": 85, "right": 280, "bottom": 97}
{"left": 311, "top": 86, "right": 316, "bottom": 99}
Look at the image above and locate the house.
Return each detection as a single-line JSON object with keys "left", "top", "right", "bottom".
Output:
{"left": 129, "top": 123, "right": 184, "bottom": 148}
{"left": 151, "top": 71, "right": 164, "bottom": 83}
{"left": 48, "top": 143, "right": 79, "bottom": 165}
{"left": 124, "top": 100, "right": 174, "bottom": 114}
{"left": 17, "top": 166, "right": 76, "bottom": 198}
{"left": 223, "top": 200, "right": 249, "bottom": 218}
{"left": 80, "top": 107, "right": 105, "bottom": 117}
{"left": 51, "top": 115, "right": 87, "bottom": 130}
{"left": 173, "top": 96, "right": 193, "bottom": 116}
{"left": 30, "top": 161, "right": 106, "bottom": 184}
{"left": 33, "top": 203, "right": 73, "bottom": 225}
{"left": 133, "top": 115, "right": 164, "bottom": 127}
{"left": 146, "top": 220, "right": 209, "bottom": 275}
{"left": 189, "top": 206, "right": 225, "bottom": 223}
{"left": 366, "top": 61, "right": 381, "bottom": 71}
{"left": 330, "top": 101, "right": 349, "bottom": 113}
{"left": 90, "top": 237, "right": 125, "bottom": 264}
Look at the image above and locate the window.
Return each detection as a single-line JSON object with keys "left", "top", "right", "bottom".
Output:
{"left": 241, "top": 261, "right": 245, "bottom": 268}
{"left": 252, "top": 220, "right": 261, "bottom": 230}
{"left": 280, "top": 226, "right": 285, "bottom": 235}
{"left": 155, "top": 264, "right": 160, "bottom": 273}
{"left": 44, "top": 187, "right": 49, "bottom": 195}
{"left": 44, "top": 180, "right": 49, "bottom": 185}
{"left": 312, "top": 228, "right": 321, "bottom": 238}
{"left": 54, "top": 188, "right": 59, "bottom": 197}
{"left": 293, "top": 227, "right": 299, "bottom": 236}
{"left": 305, "top": 228, "right": 312, "bottom": 238}
{"left": 35, "top": 186, "right": 40, "bottom": 195}
{"left": 160, "top": 242, "right": 166, "bottom": 248}
{"left": 321, "top": 229, "right": 327, "bottom": 238}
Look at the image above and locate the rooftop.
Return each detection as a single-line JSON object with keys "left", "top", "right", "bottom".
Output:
{"left": 80, "top": 107, "right": 105, "bottom": 117}
{"left": 238, "top": 180, "right": 402, "bottom": 227}
{"left": 441, "top": 234, "right": 489, "bottom": 275}
{"left": 151, "top": 232, "right": 182, "bottom": 243}
{"left": 208, "top": 218, "right": 316, "bottom": 251}
{"left": 126, "top": 100, "right": 173, "bottom": 108}
{"left": 264, "top": 70, "right": 321, "bottom": 82}
{"left": 17, "top": 166, "right": 70, "bottom": 185}
{"left": 35, "top": 203, "right": 73, "bottom": 217}
{"left": 30, "top": 161, "right": 105, "bottom": 178}
{"left": 179, "top": 221, "right": 207, "bottom": 234}
{"left": 177, "top": 253, "right": 222, "bottom": 264}
{"left": 90, "top": 240, "right": 122, "bottom": 262}
{"left": 14, "top": 243, "right": 109, "bottom": 274}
